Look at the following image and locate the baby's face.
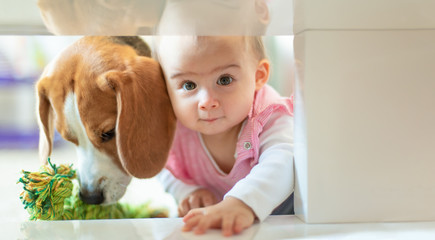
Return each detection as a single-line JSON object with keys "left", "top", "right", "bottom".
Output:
{"left": 159, "top": 36, "right": 259, "bottom": 136}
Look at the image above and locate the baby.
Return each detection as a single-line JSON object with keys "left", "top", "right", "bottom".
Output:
{"left": 155, "top": 36, "right": 294, "bottom": 236}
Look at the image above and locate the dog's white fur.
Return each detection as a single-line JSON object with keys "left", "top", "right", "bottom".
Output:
{"left": 64, "top": 92, "right": 131, "bottom": 203}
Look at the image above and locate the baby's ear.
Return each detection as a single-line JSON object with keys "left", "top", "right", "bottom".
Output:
{"left": 255, "top": 59, "right": 270, "bottom": 90}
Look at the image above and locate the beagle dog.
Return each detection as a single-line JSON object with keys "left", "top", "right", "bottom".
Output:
{"left": 36, "top": 36, "right": 176, "bottom": 205}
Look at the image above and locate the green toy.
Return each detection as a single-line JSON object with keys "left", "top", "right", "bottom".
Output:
{"left": 18, "top": 158, "right": 167, "bottom": 220}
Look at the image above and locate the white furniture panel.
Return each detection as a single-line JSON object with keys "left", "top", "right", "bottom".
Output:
{"left": 294, "top": 29, "right": 435, "bottom": 223}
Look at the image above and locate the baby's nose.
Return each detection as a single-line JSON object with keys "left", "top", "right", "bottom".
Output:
{"left": 199, "top": 100, "right": 219, "bottom": 110}
{"left": 198, "top": 91, "right": 219, "bottom": 110}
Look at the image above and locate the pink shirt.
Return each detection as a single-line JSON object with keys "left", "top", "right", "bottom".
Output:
{"left": 165, "top": 85, "right": 293, "bottom": 200}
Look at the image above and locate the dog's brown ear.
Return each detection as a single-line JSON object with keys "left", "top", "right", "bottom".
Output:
{"left": 100, "top": 57, "right": 176, "bottom": 178}
{"left": 36, "top": 79, "right": 55, "bottom": 164}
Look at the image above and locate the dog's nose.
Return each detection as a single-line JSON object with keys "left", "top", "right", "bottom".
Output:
{"left": 79, "top": 190, "right": 105, "bottom": 205}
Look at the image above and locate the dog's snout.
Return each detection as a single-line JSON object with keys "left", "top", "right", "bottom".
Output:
{"left": 79, "top": 190, "right": 105, "bottom": 205}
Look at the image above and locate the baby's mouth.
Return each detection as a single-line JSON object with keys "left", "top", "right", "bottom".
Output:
{"left": 200, "top": 117, "right": 220, "bottom": 123}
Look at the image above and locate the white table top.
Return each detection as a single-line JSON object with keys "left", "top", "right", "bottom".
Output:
{"left": 3, "top": 215, "right": 435, "bottom": 240}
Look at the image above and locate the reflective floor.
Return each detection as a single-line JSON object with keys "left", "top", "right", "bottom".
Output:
{"left": 3, "top": 215, "right": 435, "bottom": 240}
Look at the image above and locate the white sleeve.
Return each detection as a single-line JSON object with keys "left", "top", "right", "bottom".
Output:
{"left": 157, "top": 168, "right": 201, "bottom": 203}
{"left": 224, "top": 112, "right": 294, "bottom": 222}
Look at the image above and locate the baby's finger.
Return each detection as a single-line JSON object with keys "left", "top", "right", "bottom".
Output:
{"left": 201, "top": 194, "right": 216, "bottom": 207}
{"left": 188, "top": 195, "right": 201, "bottom": 209}
{"left": 183, "top": 208, "right": 205, "bottom": 222}
{"left": 233, "top": 215, "right": 250, "bottom": 234}
{"left": 178, "top": 200, "right": 190, "bottom": 217}
{"left": 182, "top": 215, "right": 202, "bottom": 232}
{"left": 194, "top": 215, "right": 214, "bottom": 235}
{"left": 221, "top": 215, "right": 235, "bottom": 237}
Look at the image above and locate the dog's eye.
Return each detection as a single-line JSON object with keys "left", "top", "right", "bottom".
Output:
{"left": 101, "top": 128, "right": 115, "bottom": 142}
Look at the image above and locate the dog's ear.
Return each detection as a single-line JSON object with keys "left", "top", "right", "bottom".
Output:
{"left": 98, "top": 57, "right": 176, "bottom": 178}
{"left": 36, "top": 78, "right": 55, "bottom": 164}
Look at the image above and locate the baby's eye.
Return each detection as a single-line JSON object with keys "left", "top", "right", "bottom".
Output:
{"left": 183, "top": 81, "right": 197, "bottom": 91}
{"left": 217, "top": 76, "right": 233, "bottom": 86}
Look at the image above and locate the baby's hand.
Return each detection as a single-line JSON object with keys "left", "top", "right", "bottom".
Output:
{"left": 178, "top": 188, "right": 217, "bottom": 217}
{"left": 182, "top": 197, "right": 255, "bottom": 237}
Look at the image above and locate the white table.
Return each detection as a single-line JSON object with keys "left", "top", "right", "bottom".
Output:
{"left": 3, "top": 215, "right": 435, "bottom": 240}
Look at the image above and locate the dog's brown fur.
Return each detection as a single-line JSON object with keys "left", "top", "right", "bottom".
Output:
{"left": 36, "top": 36, "right": 176, "bottom": 178}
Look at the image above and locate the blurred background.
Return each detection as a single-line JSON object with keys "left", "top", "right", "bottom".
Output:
{"left": 0, "top": 36, "right": 78, "bottom": 149}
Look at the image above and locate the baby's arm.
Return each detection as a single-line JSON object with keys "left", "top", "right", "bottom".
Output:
{"left": 183, "top": 113, "right": 294, "bottom": 235}
{"left": 227, "top": 113, "right": 294, "bottom": 221}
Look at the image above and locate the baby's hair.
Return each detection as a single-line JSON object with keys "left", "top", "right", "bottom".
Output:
{"left": 247, "top": 36, "right": 267, "bottom": 60}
